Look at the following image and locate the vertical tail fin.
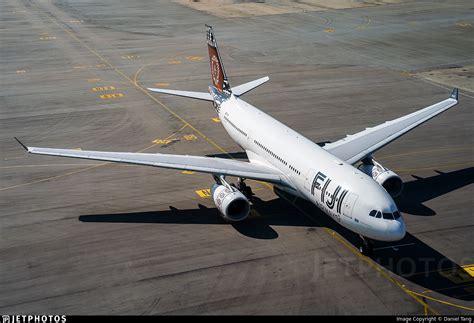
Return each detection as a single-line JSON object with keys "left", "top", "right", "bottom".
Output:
{"left": 206, "top": 25, "right": 231, "bottom": 94}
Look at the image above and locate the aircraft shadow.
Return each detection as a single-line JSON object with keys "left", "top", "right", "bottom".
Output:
{"left": 395, "top": 167, "right": 474, "bottom": 216}
{"left": 79, "top": 197, "right": 314, "bottom": 240}
{"left": 79, "top": 167, "right": 473, "bottom": 301}
{"left": 276, "top": 188, "right": 474, "bottom": 302}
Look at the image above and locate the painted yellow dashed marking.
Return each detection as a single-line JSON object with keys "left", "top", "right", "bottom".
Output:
{"left": 72, "top": 148, "right": 82, "bottom": 150}
{"left": 152, "top": 138, "right": 174, "bottom": 145}
{"left": 92, "top": 86, "right": 115, "bottom": 92}
{"left": 40, "top": 32, "right": 49, "bottom": 36}
{"left": 455, "top": 21, "right": 472, "bottom": 28}
{"left": 195, "top": 189, "right": 211, "bottom": 198}
{"left": 40, "top": 36, "right": 56, "bottom": 40}
{"left": 183, "top": 134, "right": 197, "bottom": 141}
{"left": 401, "top": 71, "right": 413, "bottom": 77}
{"left": 68, "top": 19, "right": 83, "bottom": 23}
{"left": 212, "top": 117, "right": 221, "bottom": 123}
{"left": 121, "top": 55, "right": 139, "bottom": 59}
{"left": 99, "top": 93, "right": 124, "bottom": 99}
{"left": 16, "top": 70, "right": 26, "bottom": 74}
{"left": 168, "top": 59, "right": 181, "bottom": 65}
{"left": 182, "top": 170, "right": 195, "bottom": 175}
{"left": 154, "top": 82, "right": 169, "bottom": 87}
{"left": 87, "top": 78, "right": 101, "bottom": 82}
{"left": 186, "top": 56, "right": 204, "bottom": 61}
{"left": 439, "top": 266, "right": 474, "bottom": 284}
{"left": 462, "top": 264, "right": 474, "bottom": 277}
{"left": 73, "top": 65, "right": 86, "bottom": 69}
{"left": 324, "top": 28, "right": 335, "bottom": 33}
{"left": 96, "top": 64, "right": 106, "bottom": 68}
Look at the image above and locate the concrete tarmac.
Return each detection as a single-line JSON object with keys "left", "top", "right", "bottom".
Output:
{"left": 0, "top": 0, "right": 473, "bottom": 315}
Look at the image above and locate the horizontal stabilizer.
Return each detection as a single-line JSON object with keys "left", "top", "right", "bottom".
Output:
{"left": 148, "top": 88, "right": 213, "bottom": 101}
{"left": 232, "top": 76, "right": 269, "bottom": 96}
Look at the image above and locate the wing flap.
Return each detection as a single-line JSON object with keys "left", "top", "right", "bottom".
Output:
{"left": 324, "top": 90, "right": 459, "bottom": 164}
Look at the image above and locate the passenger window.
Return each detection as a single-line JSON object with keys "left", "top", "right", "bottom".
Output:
{"left": 375, "top": 212, "right": 382, "bottom": 218}
{"left": 369, "top": 210, "right": 376, "bottom": 217}
{"left": 383, "top": 212, "right": 394, "bottom": 220}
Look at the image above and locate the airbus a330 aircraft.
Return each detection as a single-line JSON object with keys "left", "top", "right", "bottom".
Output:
{"left": 16, "top": 26, "right": 459, "bottom": 255}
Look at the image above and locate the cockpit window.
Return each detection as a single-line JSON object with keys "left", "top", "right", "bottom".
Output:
{"left": 375, "top": 211, "right": 382, "bottom": 218}
{"left": 369, "top": 210, "right": 377, "bottom": 217}
{"left": 393, "top": 211, "right": 401, "bottom": 219}
{"left": 383, "top": 212, "right": 394, "bottom": 220}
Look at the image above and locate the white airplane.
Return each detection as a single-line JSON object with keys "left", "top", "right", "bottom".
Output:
{"left": 16, "top": 25, "right": 459, "bottom": 255}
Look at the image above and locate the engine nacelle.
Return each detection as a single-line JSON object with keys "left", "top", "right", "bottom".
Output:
{"left": 211, "top": 184, "right": 250, "bottom": 221}
{"left": 358, "top": 159, "right": 403, "bottom": 198}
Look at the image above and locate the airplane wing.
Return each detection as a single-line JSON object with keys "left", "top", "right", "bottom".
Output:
{"left": 16, "top": 140, "right": 289, "bottom": 185}
{"left": 323, "top": 89, "right": 459, "bottom": 165}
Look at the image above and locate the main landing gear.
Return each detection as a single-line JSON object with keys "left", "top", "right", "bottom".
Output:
{"left": 236, "top": 177, "right": 253, "bottom": 199}
{"left": 359, "top": 236, "right": 374, "bottom": 256}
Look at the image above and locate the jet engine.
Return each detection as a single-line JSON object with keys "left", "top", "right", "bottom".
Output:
{"left": 358, "top": 158, "right": 403, "bottom": 198}
{"left": 211, "top": 183, "right": 250, "bottom": 221}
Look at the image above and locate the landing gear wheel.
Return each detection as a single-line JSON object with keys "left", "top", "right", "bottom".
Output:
{"left": 359, "top": 236, "right": 374, "bottom": 256}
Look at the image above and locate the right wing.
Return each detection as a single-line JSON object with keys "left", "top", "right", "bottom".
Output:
{"left": 324, "top": 89, "right": 459, "bottom": 165}
{"left": 17, "top": 141, "right": 290, "bottom": 186}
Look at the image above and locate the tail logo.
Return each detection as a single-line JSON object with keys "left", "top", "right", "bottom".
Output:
{"left": 211, "top": 55, "right": 221, "bottom": 87}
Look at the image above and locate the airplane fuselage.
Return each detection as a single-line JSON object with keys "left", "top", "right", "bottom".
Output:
{"left": 216, "top": 92, "right": 406, "bottom": 242}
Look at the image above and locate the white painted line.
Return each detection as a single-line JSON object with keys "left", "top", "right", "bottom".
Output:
{"left": 374, "top": 243, "right": 415, "bottom": 251}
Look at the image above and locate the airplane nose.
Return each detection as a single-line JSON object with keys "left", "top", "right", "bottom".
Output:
{"left": 388, "top": 218, "right": 406, "bottom": 241}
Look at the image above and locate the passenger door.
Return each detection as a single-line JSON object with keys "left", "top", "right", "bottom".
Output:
{"left": 342, "top": 193, "right": 358, "bottom": 219}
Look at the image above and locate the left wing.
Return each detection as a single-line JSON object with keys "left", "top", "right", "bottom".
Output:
{"left": 324, "top": 89, "right": 459, "bottom": 165}
{"left": 16, "top": 140, "right": 289, "bottom": 186}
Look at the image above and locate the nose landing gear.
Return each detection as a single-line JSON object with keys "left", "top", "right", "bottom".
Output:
{"left": 359, "top": 236, "right": 374, "bottom": 256}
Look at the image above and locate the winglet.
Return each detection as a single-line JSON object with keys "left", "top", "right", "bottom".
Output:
{"left": 450, "top": 88, "right": 459, "bottom": 101}
{"left": 14, "top": 137, "right": 29, "bottom": 152}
